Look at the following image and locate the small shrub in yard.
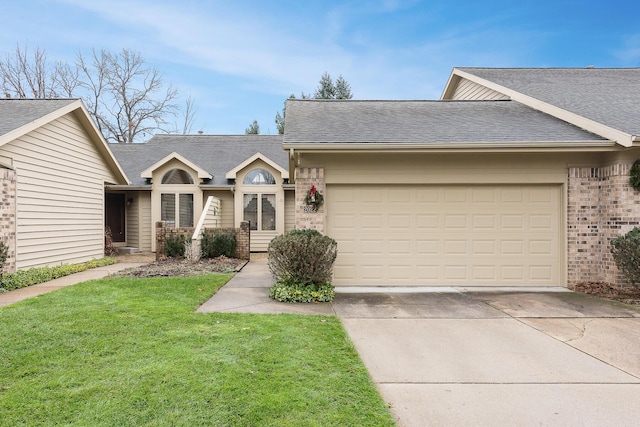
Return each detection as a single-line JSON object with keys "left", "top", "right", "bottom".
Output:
{"left": 165, "top": 234, "right": 187, "bottom": 258}
{"left": 201, "top": 230, "right": 237, "bottom": 258}
{"left": 0, "top": 257, "right": 117, "bottom": 293}
{"left": 0, "top": 240, "right": 8, "bottom": 275}
{"left": 611, "top": 227, "right": 640, "bottom": 286}
{"left": 268, "top": 229, "right": 338, "bottom": 302}
{"left": 269, "top": 281, "right": 335, "bottom": 303}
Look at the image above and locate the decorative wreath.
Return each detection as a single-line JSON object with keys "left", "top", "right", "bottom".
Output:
{"left": 631, "top": 160, "right": 640, "bottom": 191}
{"left": 304, "top": 185, "right": 324, "bottom": 211}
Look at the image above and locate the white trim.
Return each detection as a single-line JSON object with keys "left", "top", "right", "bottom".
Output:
{"left": 140, "top": 152, "right": 212, "bottom": 180}
{"left": 225, "top": 152, "right": 288, "bottom": 180}
{"left": 446, "top": 69, "right": 634, "bottom": 147}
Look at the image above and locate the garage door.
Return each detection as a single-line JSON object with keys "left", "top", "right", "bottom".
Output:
{"left": 327, "top": 184, "right": 563, "bottom": 287}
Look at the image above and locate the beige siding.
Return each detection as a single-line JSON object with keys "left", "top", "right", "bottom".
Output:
{"left": 204, "top": 190, "right": 234, "bottom": 228}
{"left": 251, "top": 231, "right": 278, "bottom": 252}
{"left": 138, "top": 192, "right": 152, "bottom": 252}
{"left": 284, "top": 189, "right": 295, "bottom": 233}
{"left": 124, "top": 192, "right": 140, "bottom": 248}
{"left": 450, "top": 78, "right": 510, "bottom": 100}
{"left": 0, "top": 113, "right": 119, "bottom": 269}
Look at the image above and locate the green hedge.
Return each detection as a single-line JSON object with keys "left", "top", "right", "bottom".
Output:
{"left": 0, "top": 258, "right": 117, "bottom": 293}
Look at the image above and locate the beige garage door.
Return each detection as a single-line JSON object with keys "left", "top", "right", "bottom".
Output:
{"left": 327, "top": 184, "right": 563, "bottom": 287}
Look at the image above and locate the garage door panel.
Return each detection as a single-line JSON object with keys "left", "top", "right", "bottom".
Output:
{"left": 327, "top": 184, "right": 563, "bottom": 286}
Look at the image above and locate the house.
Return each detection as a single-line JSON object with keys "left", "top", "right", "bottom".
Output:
{"left": 283, "top": 68, "right": 640, "bottom": 288}
{"left": 106, "top": 135, "right": 294, "bottom": 253}
{"left": 0, "top": 99, "right": 129, "bottom": 273}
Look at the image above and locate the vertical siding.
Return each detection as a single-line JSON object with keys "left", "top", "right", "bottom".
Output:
{"left": 125, "top": 192, "right": 140, "bottom": 248}
{"left": 0, "top": 113, "right": 119, "bottom": 269}
{"left": 451, "top": 78, "right": 510, "bottom": 100}
{"left": 284, "top": 189, "right": 295, "bottom": 232}
{"left": 138, "top": 192, "right": 152, "bottom": 252}
{"left": 204, "top": 190, "right": 234, "bottom": 228}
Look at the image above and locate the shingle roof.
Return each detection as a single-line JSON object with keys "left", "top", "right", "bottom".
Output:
{"left": 0, "top": 99, "right": 78, "bottom": 137}
{"left": 283, "top": 99, "right": 608, "bottom": 144}
{"left": 108, "top": 134, "right": 287, "bottom": 186}
{"left": 457, "top": 68, "right": 640, "bottom": 136}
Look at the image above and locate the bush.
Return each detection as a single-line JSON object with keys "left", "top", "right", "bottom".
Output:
{"left": 0, "top": 240, "right": 8, "bottom": 276}
{"left": 268, "top": 229, "right": 338, "bottom": 302}
{"left": 165, "top": 234, "right": 187, "bottom": 258}
{"left": 201, "top": 230, "right": 237, "bottom": 258}
{"left": 0, "top": 257, "right": 117, "bottom": 293}
{"left": 611, "top": 227, "right": 640, "bottom": 286}
{"left": 268, "top": 229, "right": 337, "bottom": 286}
{"left": 269, "top": 281, "right": 335, "bottom": 303}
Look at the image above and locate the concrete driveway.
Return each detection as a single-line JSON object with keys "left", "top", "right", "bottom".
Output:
{"left": 335, "top": 291, "right": 640, "bottom": 427}
{"left": 199, "top": 259, "right": 640, "bottom": 426}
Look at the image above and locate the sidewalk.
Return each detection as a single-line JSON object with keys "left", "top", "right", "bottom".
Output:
{"left": 0, "top": 262, "right": 147, "bottom": 307}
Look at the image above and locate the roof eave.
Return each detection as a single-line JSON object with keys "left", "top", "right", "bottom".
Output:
{"left": 283, "top": 141, "right": 616, "bottom": 153}
{"left": 449, "top": 68, "right": 635, "bottom": 148}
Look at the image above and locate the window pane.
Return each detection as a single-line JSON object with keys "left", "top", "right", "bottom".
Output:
{"left": 261, "top": 194, "right": 276, "bottom": 231}
{"left": 243, "top": 194, "right": 258, "bottom": 230}
{"left": 161, "top": 194, "right": 175, "bottom": 227}
{"left": 162, "top": 168, "right": 194, "bottom": 184}
{"left": 179, "top": 194, "right": 194, "bottom": 227}
{"left": 243, "top": 168, "right": 276, "bottom": 185}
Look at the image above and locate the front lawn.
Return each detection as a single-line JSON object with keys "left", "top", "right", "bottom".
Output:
{"left": 0, "top": 274, "right": 394, "bottom": 426}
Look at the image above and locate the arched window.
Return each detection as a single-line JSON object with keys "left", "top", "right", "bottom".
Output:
{"left": 161, "top": 168, "right": 194, "bottom": 184}
{"left": 243, "top": 168, "right": 276, "bottom": 185}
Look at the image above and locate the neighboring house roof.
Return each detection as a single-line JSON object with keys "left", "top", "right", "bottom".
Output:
{"left": 109, "top": 134, "right": 287, "bottom": 186}
{"left": 282, "top": 99, "right": 609, "bottom": 148}
{"left": 444, "top": 67, "right": 640, "bottom": 146}
{"left": 0, "top": 98, "right": 129, "bottom": 184}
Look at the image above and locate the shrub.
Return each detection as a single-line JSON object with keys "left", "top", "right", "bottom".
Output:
{"left": 0, "top": 257, "right": 117, "bottom": 293}
{"left": 201, "top": 230, "right": 237, "bottom": 258}
{"left": 269, "top": 281, "right": 335, "bottom": 303}
{"left": 611, "top": 227, "right": 640, "bottom": 286}
{"left": 165, "top": 234, "right": 187, "bottom": 258}
{"left": 0, "top": 240, "right": 8, "bottom": 276}
{"left": 104, "top": 227, "right": 119, "bottom": 257}
{"left": 268, "top": 229, "right": 337, "bottom": 286}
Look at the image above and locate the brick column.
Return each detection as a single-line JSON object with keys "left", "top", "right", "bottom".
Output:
{"left": 567, "top": 164, "right": 640, "bottom": 288}
{"left": 0, "top": 168, "right": 16, "bottom": 274}
{"left": 295, "top": 167, "right": 326, "bottom": 233}
{"left": 155, "top": 221, "right": 166, "bottom": 260}
{"left": 235, "top": 221, "right": 250, "bottom": 260}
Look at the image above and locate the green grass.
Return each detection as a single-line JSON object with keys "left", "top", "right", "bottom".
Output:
{"left": 0, "top": 274, "right": 395, "bottom": 426}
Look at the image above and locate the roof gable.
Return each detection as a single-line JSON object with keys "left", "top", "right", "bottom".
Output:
{"left": 140, "top": 152, "right": 212, "bottom": 180}
{"left": 444, "top": 68, "right": 640, "bottom": 147}
{"left": 0, "top": 99, "right": 129, "bottom": 184}
{"left": 225, "top": 152, "right": 288, "bottom": 180}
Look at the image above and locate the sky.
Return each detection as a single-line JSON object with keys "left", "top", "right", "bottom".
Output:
{"left": 2, "top": 0, "right": 640, "bottom": 136}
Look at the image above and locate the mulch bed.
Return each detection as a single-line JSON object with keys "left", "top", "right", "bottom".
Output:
{"left": 113, "top": 256, "right": 246, "bottom": 278}
{"left": 571, "top": 282, "right": 640, "bottom": 305}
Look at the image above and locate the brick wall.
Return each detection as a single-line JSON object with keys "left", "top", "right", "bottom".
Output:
{"left": 568, "top": 164, "right": 640, "bottom": 288}
{"left": 155, "top": 221, "right": 250, "bottom": 261}
{"left": 0, "top": 167, "right": 16, "bottom": 274}
{"left": 295, "top": 167, "right": 325, "bottom": 232}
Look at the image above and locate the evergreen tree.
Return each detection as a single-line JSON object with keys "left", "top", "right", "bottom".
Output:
{"left": 245, "top": 119, "right": 260, "bottom": 135}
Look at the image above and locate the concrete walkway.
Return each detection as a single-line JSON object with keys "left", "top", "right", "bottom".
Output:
{"left": 200, "top": 258, "right": 640, "bottom": 427}
{"left": 0, "top": 262, "right": 147, "bottom": 307}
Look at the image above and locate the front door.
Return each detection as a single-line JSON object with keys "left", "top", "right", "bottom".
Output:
{"left": 106, "top": 193, "right": 126, "bottom": 243}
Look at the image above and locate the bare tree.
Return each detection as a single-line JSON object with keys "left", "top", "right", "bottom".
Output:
{"left": 0, "top": 43, "right": 61, "bottom": 98}
{"left": 77, "top": 49, "right": 178, "bottom": 143}
{"left": 179, "top": 95, "right": 197, "bottom": 134}
{"left": 1, "top": 44, "right": 183, "bottom": 143}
